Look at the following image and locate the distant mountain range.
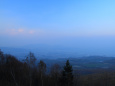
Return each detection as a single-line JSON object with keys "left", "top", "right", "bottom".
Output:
{"left": 1, "top": 46, "right": 115, "bottom": 74}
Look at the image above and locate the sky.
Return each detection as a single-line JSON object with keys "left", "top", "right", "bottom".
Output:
{"left": 0, "top": 0, "right": 115, "bottom": 56}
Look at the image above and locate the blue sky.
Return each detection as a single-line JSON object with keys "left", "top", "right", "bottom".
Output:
{"left": 1, "top": 0, "right": 115, "bottom": 32}
{"left": 0, "top": 0, "right": 115, "bottom": 56}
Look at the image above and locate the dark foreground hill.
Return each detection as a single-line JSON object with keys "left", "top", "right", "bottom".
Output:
{"left": 1, "top": 49, "right": 115, "bottom": 86}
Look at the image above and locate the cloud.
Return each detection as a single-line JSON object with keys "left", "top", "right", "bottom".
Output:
{"left": 0, "top": 28, "right": 115, "bottom": 38}
{"left": 29, "top": 30, "right": 35, "bottom": 34}
{"left": 0, "top": 28, "right": 36, "bottom": 36}
{"left": 18, "top": 29, "right": 24, "bottom": 33}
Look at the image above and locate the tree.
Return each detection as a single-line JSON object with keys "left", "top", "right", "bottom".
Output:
{"left": 0, "top": 49, "right": 4, "bottom": 65}
{"left": 50, "top": 64, "right": 61, "bottom": 86}
{"left": 25, "top": 52, "right": 36, "bottom": 68}
{"left": 25, "top": 52, "right": 36, "bottom": 86}
{"left": 38, "top": 60, "right": 46, "bottom": 86}
{"left": 6, "top": 55, "right": 23, "bottom": 86}
{"left": 61, "top": 60, "right": 73, "bottom": 86}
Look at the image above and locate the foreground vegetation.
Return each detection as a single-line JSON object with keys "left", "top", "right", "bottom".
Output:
{"left": 0, "top": 49, "right": 115, "bottom": 86}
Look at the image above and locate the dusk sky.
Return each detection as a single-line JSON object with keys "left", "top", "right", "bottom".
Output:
{"left": 0, "top": 0, "right": 115, "bottom": 56}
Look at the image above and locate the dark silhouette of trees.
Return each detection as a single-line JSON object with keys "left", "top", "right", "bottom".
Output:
{"left": 0, "top": 49, "right": 4, "bottom": 65}
{"left": 0, "top": 53, "right": 28, "bottom": 86}
{"left": 25, "top": 52, "right": 36, "bottom": 86}
{"left": 50, "top": 64, "right": 61, "bottom": 86}
{"left": 1, "top": 49, "right": 115, "bottom": 86}
{"left": 61, "top": 60, "right": 73, "bottom": 86}
{"left": 25, "top": 52, "right": 36, "bottom": 68}
{"left": 38, "top": 60, "right": 46, "bottom": 86}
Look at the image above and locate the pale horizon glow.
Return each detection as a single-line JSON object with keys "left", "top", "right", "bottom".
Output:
{"left": 0, "top": 28, "right": 115, "bottom": 37}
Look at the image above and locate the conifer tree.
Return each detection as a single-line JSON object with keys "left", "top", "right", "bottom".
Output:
{"left": 62, "top": 60, "right": 73, "bottom": 86}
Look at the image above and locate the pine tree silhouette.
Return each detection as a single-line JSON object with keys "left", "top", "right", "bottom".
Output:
{"left": 62, "top": 60, "right": 73, "bottom": 86}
